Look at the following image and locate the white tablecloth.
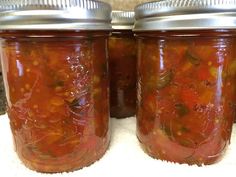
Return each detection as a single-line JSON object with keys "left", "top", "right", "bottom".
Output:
{"left": 0, "top": 114, "right": 236, "bottom": 177}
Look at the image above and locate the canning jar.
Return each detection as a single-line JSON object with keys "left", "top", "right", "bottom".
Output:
{"left": 0, "top": 0, "right": 111, "bottom": 173}
{"left": 134, "top": 0, "right": 236, "bottom": 165}
{"left": 109, "top": 11, "right": 137, "bottom": 118}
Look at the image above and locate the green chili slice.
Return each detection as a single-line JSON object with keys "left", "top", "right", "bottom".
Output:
{"left": 157, "top": 70, "right": 173, "bottom": 90}
{"left": 175, "top": 103, "right": 189, "bottom": 117}
{"left": 186, "top": 51, "right": 201, "bottom": 66}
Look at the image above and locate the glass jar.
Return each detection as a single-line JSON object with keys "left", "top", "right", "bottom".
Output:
{"left": 109, "top": 11, "right": 137, "bottom": 118}
{"left": 134, "top": 0, "right": 236, "bottom": 165}
{"left": 0, "top": 0, "right": 111, "bottom": 173}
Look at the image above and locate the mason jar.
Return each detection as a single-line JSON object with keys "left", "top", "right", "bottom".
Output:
{"left": 0, "top": 0, "right": 111, "bottom": 173}
{"left": 134, "top": 0, "right": 236, "bottom": 165}
{"left": 109, "top": 11, "right": 137, "bottom": 118}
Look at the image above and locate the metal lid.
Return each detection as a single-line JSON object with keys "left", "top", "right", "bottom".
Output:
{"left": 134, "top": 0, "right": 236, "bottom": 31}
{"left": 0, "top": 0, "right": 112, "bottom": 30}
{"left": 111, "top": 11, "right": 135, "bottom": 30}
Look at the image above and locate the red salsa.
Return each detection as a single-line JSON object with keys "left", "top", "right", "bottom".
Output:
{"left": 136, "top": 31, "right": 236, "bottom": 165}
{"left": 109, "top": 31, "right": 137, "bottom": 118}
{"left": 0, "top": 31, "right": 110, "bottom": 172}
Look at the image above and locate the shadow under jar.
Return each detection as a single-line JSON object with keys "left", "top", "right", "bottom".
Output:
{"left": 0, "top": 0, "right": 111, "bottom": 173}
{"left": 134, "top": 0, "right": 236, "bottom": 166}
{"left": 109, "top": 11, "right": 137, "bottom": 118}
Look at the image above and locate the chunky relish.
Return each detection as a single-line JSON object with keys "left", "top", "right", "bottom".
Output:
{"left": 0, "top": 31, "right": 110, "bottom": 172}
{"left": 136, "top": 31, "right": 236, "bottom": 165}
{"left": 109, "top": 31, "right": 137, "bottom": 118}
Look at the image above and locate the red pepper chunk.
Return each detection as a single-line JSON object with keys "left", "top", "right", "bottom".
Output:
{"left": 181, "top": 88, "right": 198, "bottom": 109}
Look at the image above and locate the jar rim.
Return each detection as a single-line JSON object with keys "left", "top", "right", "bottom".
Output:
{"left": 134, "top": 0, "right": 236, "bottom": 31}
{"left": 111, "top": 11, "right": 135, "bottom": 30}
{"left": 0, "top": 0, "right": 112, "bottom": 30}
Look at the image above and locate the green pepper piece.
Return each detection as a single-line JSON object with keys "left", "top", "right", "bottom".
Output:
{"left": 157, "top": 70, "right": 173, "bottom": 90}
{"left": 229, "top": 60, "right": 236, "bottom": 76}
{"left": 69, "top": 99, "right": 79, "bottom": 107}
{"left": 163, "top": 126, "right": 172, "bottom": 137}
{"left": 180, "top": 126, "right": 190, "bottom": 133}
{"left": 160, "top": 124, "right": 173, "bottom": 138}
{"left": 186, "top": 51, "right": 201, "bottom": 66}
{"left": 54, "top": 80, "right": 64, "bottom": 87}
{"left": 175, "top": 103, "right": 189, "bottom": 117}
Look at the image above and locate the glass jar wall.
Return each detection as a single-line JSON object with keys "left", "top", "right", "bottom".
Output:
{"left": 109, "top": 31, "right": 137, "bottom": 118}
{"left": 0, "top": 0, "right": 112, "bottom": 173}
{"left": 136, "top": 30, "right": 236, "bottom": 165}
{"left": 0, "top": 31, "right": 110, "bottom": 172}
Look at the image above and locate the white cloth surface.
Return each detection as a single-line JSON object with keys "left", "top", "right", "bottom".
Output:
{"left": 0, "top": 114, "right": 236, "bottom": 177}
